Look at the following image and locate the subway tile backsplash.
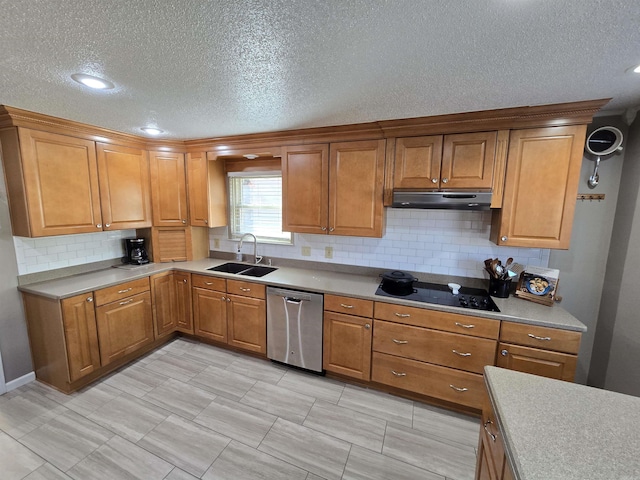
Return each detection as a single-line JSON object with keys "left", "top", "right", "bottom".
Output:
{"left": 13, "top": 230, "right": 135, "bottom": 275}
{"left": 211, "top": 209, "right": 550, "bottom": 279}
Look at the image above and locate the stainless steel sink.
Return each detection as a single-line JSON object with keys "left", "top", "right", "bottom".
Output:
{"left": 207, "top": 262, "right": 277, "bottom": 277}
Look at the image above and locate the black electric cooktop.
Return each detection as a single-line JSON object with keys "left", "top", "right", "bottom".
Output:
{"left": 375, "top": 281, "right": 500, "bottom": 312}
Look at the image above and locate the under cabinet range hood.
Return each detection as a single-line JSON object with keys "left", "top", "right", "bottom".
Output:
{"left": 392, "top": 191, "right": 492, "bottom": 210}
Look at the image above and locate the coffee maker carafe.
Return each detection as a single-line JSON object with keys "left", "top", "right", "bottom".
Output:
{"left": 124, "top": 238, "right": 149, "bottom": 265}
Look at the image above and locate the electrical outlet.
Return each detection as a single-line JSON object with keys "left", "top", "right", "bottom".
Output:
{"left": 325, "top": 246, "right": 333, "bottom": 259}
{"left": 301, "top": 246, "right": 311, "bottom": 256}
{"left": 213, "top": 238, "right": 220, "bottom": 249}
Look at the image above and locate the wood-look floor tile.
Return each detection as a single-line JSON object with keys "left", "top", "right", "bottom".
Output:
{"left": 138, "top": 414, "right": 230, "bottom": 477}
{"left": 226, "top": 356, "right": 287, "bottom": 384}
{"left": 142, "top": 378, "right": 216, "bottom": 419}
{"left": 67, "top": 435, "right": 173, "bottom": 480}
{"left": 22, "top": 463, "right": 73, "bottom": 479}
{"left": 305, "top": 474, "right": 325, "bottom": 480}
{"left": 164, "top": 467, "right": 200, "bottom": 480}
{"left": 343, "top": 445, "right": 445, "bottom": 480}
{"left": 0, "top": 431, "right": 45, "bottom": 479}
{"left": 277, "top": 370, "right": 345, "bottom": 404}
{"left": 158, "top": 338, "right": 200, "bottom": 356}
{"left": 383, "top": 423, "right": 477, "bottom": 480}
{"left": 189, "top": 365, "right": 256, "bottom": 401}
{"left": 338, "top": 385, "right": 414, "bottom": 427}
{"left": 303, "top": 400, "right": 386, "bottom": 452}
{"left": 19, "top": 410, "right": 114, "bottom": 471}
{"left": 258, "top": 418, "right": 351, "bottom": 480}
{"left": 103, "top": 364, "right": 169, "bottom": 398}
{"left": 203, "top": 440, "right": 308, "bottom": 480}
{"left": 412, "top": 403, "right": 480, "bottom": 449}
{"left": 64, "top": 382, "right": 122, "bottom": 417}
{"left": 181, "top": 343, "right": 239, "bottom": 369}
{"left": 87, "top": 393, "right": 169, "bottom": 442}
{"left": 143, "top": 353, "right": 209, "bottom": 382}
{"left": 194, "top": 396, "right": 276, "bottom": 448}
{"left": 240, "top": 381, "right": 315, "bottom": 424}
{"left": 0, "top": 389, "right": 67, "bottom": 438}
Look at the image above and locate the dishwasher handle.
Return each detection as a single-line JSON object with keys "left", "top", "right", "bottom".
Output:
{"left": 285, "top": 297, "right": 304, "bottom": 304}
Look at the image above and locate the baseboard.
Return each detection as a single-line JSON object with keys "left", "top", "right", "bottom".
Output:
{"left": 5, "top": 371, "right": 35, "bottom": 392}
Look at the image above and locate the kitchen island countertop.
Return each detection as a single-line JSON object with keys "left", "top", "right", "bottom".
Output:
{"left": 18, "top": 258, "right": 586, "bottom": 332}
{"left": 484, "top": 366, "right": 640, "bottom": 480}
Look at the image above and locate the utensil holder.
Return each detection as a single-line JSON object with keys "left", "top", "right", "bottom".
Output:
{"left": 489, "top": 277, "right": 512, "bottom": 298}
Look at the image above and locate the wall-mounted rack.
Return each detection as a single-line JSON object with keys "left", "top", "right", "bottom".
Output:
{"left": 577, "top": 193, "right": 605, "bottom": 201}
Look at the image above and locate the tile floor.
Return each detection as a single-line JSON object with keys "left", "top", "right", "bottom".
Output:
{"left": 0, "top": 338, "right": 481, "bottom": 480}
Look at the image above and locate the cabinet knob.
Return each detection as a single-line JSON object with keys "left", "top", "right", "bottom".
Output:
{"left": 321, "top": 226, "right": 327, "bottom": 231}
{"left": 442, "top": 178, "right": 449, "bottom": 184}
{"left": 86, "top": 297, "right": 93, "bottom": 302}
{"left": 329, "top": 227, "right": 334, "bottom": 232}
{"left": 183, "top": 279, "right": 187, "bottom": 283}
{"left": 105, "top": 223, "right": 111, "bottom": 228}
{"left": 182, "top": 219, "right": 187, "bottom": 224}
{"left": 204, "top": 220, "right": 208, "bottom": 224}
{"left": 501, "top": 236, "right": 508, "bottom": 242}
{"left": 227, "top": 298, "right": 231, "bottom": 302}
{"left": 96, "top": 224, "right": 102, "bottom": 228}
{"left": 431, "top": 178, "right": 438, "bottom": 183}
{"left": 364, "top": 323, "right": 371, "bottom": 329}
{"left": 221, "top": 296, "right": 226, "bottom": 301}
{"left": 501, "top": 349, "right": 509, "bottom": 356}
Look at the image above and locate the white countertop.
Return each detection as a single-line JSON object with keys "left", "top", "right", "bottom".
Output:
{"left": 18, "top": 258, "right": 586, "bottom": 332}
{"left": 484, "top": 366, "right": 640, "bottom": 480}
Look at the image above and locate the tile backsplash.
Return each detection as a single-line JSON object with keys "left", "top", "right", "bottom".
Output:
{"left": 13, "top": 230, "right": 135, "bottom": 275}
{"left": 211, "top": 209, "right": 550, "bottom": 279}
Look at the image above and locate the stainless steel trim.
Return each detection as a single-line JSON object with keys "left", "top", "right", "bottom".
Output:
{"left": 392, "top": 191, "right": 492, "bottom": 210}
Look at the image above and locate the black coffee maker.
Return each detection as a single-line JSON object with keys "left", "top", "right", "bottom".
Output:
{"left": 124, "top": 238, "right": 149, "bottom": 265}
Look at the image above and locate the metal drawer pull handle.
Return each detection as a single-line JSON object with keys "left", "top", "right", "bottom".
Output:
{"left": 340, "top": 303, "right": 354, "bottom": 309}
{"left": 391, "top": 370, "right": 407, "bottom": 377}
{"left": 118, "top": 288, "right": 132, "bottom": 294}
{"left": 240, "top": 287, "right": 251, "bottom": 292}
{"left": 452, "top": 350, "right": 471, "bottom": 357}
{"left": 528, "top": 333, "right": 551, "bottom": 341}
{"left": 205, "top": 282, "right": 213, "bottom": 285}
{"left": 392, "top": 339, "right": 408, "bottom": 344}
{"left": 119, "top": 299, "right": 133, "bottom": 306}
{"left": 449, "top": 384, "right": 468, "bottom": 392}
{"left": 455, "top": 322, "right": 475, "bottom": 329}
{"left": 394, "top": 313, "right": 411, "bottom": 318}
{"left": 483, "top": 420, "right": 497, "bottom": 442}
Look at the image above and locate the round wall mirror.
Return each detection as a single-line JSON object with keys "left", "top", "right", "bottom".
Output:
{"left": 585, "top": 126, "right": 624, "bottom": 156}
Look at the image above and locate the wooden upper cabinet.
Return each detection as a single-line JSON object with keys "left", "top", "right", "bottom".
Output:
{"left": 329, "top": 139, "right": 386, "bottom": 237}
{"left": 491, "top": 125, "right": 587, "bottom": 249}
{"left": 149, "top": 151, "right": 188, "bottom": 226}
{"left": 7, "top": 128, "right": 103, "bottom": 236}
{"left": 187, "top": 152, "right": 221, "bottom": 227}
{"left": 393, "top": 132, "right": 496, "bottom": 190}
{"left": 282, "top": 143, "right": 329, "bottom": 234}
{"left": 96, "top": 143, "right": 152, "bottom": 230}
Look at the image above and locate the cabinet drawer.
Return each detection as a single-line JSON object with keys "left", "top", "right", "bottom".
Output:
{"left": 500, "top": 322, "right": 581, "bottom": 354}
{"left": 325, "top": 294, "right": 373, "bottom": 317}
{"left": 373, "top": 320, "right": 496, "bottom": 374}
{"left": 372, "top": 352, "right": 484, "bottom": 409}
{"left": 192, "top": 274, "right": 226, "bottom": 291}
{"left": 374, "top": 302, "right": 499, "bottom": 339}
{"left": 95, "top": 277, "right": 150, "bottom": 306}
{"left": 227, "top": 279, "right": 265, "bottom": 299}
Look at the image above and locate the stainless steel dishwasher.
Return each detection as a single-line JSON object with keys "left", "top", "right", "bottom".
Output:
{"left": 266, "top": 287, "right": 324, "bottom": 373}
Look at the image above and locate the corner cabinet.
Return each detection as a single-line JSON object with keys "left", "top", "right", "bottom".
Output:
{"left": 491, "top": 125, "right": 587, "bottom": 249}
{"left": 150, "top": 271, "right": 193, "bottom": 338}
{"left": 282, "top": 139, "right": 386, "bottom": 238}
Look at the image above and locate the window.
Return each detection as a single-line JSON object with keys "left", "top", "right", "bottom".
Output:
{"left": 228, "top": 172, "right": 292, "bottom": 244}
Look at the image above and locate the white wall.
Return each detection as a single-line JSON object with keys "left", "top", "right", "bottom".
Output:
{"left": 211, "top": 209, "right": 550, "bottom": 278}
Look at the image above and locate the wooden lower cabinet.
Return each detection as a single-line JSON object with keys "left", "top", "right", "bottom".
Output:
{"left": 95, "top": 291, "right": 154, "bottom": 366}
{"left": 323, "top": 311, "right": 372, "bottom": 380}
{"left": 193, "top": 287, "right": 228, "bottom": 343}
{"left": 61, "top": 293, "right": 101, "bottom": 382}
{"left": 475, "top": 389, "right": 515, "bottom": 480}
{"left": 227, "top": 294, "right": 266, "bottom": 353}
{"left": 174, "top": 272, "right": 193, "bottom": 333}
{"left": 151, "top": 272, "right": 178, "bottom": 338}
{"left": 497, "top": 342, "right": 577, "bottom": 382}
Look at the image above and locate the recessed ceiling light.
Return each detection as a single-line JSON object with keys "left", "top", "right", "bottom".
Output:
{"left": 634, "top": 65, "right": 640, "bottom": 73}
{"left": 141, "top": 127, "right": 164, "bottom": 135}
{"left": 71, "top": 73, "right": 114, "bottom": 90}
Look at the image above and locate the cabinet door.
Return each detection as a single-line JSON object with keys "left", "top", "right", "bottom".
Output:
{"left": 393, "top": 135, "right": 443, "bottom": 189}
{"left": 186, "top": 152, "right": 209, "bottom": 227}
{"left": 282, "top": 144, "right": 329, "bottom": 234}
{"left": 95, "top": 292, "right": 154, "bottom": 366}
{"left": 193, "top": 287, "right": 227, "bottom": 343}
{"left": 491, "top": 125, "right": 587, "bottom": 249}
{"left": 149, "top": 151, "right": 188, "bottom": 226}
{"left": 497, "top": 342, "right": 577, "bottom": 381}
{"left": 96, "top": 143, "right": 152, "bottom": 230}
{"left": 18, "top": 128, "right": 102, "bottom": 236}
{"left": 61, "top": 293, "right": 101, "bottom": 382}
{"left": 227, "top": 294, "right": 266, "bottom": 354}
{"left": 150, "top": 272, "right": 177, "bottom": 338}
{"left": 323, "top": 311, "right": 372, "bottom": 380}
{"left": 174, "top": 271, "right": 193, "bottom": 334}
{"left": 329, "top": 139, "right": 385, "bottom": 237}
{"left": 441, "top": 131, "right": 497, "bottom": 189}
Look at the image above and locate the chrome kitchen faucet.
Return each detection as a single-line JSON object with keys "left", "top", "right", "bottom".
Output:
{"left": 239, "top": 233, "right": 262, "bottom": 264}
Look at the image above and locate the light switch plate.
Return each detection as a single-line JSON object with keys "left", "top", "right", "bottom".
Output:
{"left": 325, "top": 246, "right": 333, "bottom": 259}
{"left": 301, "top": 246, "right": 311, "bottom": 256}
{"left": 213, "top": 238, "right": 220, "bottom": 249}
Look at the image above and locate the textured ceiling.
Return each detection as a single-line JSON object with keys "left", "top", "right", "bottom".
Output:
{"left": 1, "top": 0, "right": 639, "bottom": 139}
